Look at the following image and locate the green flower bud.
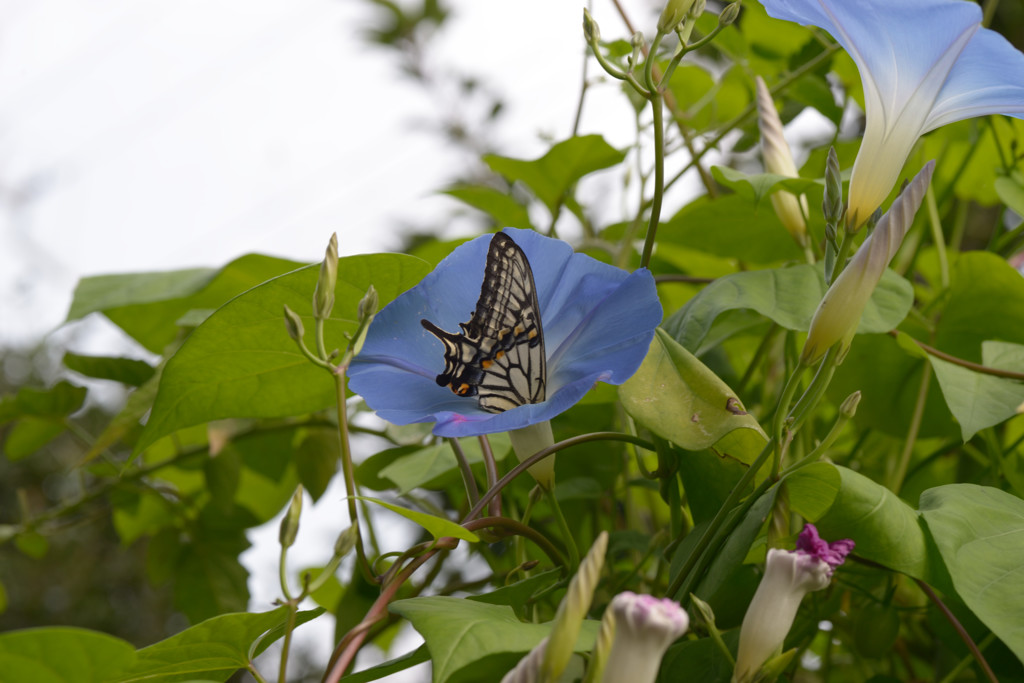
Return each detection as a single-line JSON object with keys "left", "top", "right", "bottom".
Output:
{"left": 840, "top": 391, "right": 861, "bottom": 418}
{"left": 658, "top": 0, "right": 696, "bottom": 34}
{"left": 279, "top": 486, "right": 304, "bottom": 549}
{"left": 823, "top": 146, "right": 844, "bottom": 225}
{"left": 283, "top": 305, "right": 305, "bottom": 342}
{"left": 719, "top": 2, "right": 740, "bottom": 26}
{"left": 358, "top": 285, "right": 378, "bottom": 321}
{"left": 540, "top": 532, "right": 608, "bottom": 680}
{"left": 333, "top": 524, "right": 359, "bottom": 559}
{"left": 583, "top": 8, "right": 600, "bottom": 43}
{"left": 313, "top": 233, "right": 339, "bottom": 320}
{"left": 802, "top": 162, "right": 934, "bottom": 365}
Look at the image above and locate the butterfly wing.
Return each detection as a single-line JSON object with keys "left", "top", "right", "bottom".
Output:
{"left": 421, "top": 233, "right": 546, "bottom": 413}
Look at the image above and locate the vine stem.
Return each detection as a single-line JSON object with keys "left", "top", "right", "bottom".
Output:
{"left": 462, "top": 432, "right": 655, "bottom": 524}
{"left": 322, "top": 542, "right": 455, "bottom": 683}
{"left": 278, "top": 602, "right": 299, "bottom": 683}
{"left": 334, "top": 366, "right": 374, "bottom": 582}
{"left": 916, "top": 579, "right": 999, "bottom": 683}
{"left": 890, "top": 330, "right": 1024, "bottom": 380}
{"left": 641, "top": 93, "right": 665, "bottom": 270}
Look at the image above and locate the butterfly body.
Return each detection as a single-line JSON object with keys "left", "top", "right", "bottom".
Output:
{"left": 421, "top": 233, "right": 546, "bottom": 413}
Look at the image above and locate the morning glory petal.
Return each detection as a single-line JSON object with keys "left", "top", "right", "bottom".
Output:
{"left": 759, "top": 0, "right": 1024, "bottom": 229}
{"left": 348, "top": 228, "right": 661, "bottom": 437}
{"left": 927, "top": 28, "right": 1024, "bottom": 130}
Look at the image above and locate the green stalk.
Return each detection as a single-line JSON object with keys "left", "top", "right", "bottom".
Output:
{"left": 334, "top": 367, "right": 374, "bottom": 582}
{"left": 891, "top": 365, "right": 932, "bottom": 493}
{"left": 641, "top": 94, "right": 665, "bottom": 269}
{"left": 546, "top": 487, "right": 581, "bottom": 569}
{"left": 449, "top": 438, "right": 480, "bottom": 508}
{"left": 667, "top": 438, "right": 775, "bottom": 599}
{"left": 278, "top": 602, "right": 298, "bottom": 683}
{"left": 925, "top": 184, "right": 950, "bottom": 289}
{"left": 771, "top": 365, "right": 807, "bottom": 475}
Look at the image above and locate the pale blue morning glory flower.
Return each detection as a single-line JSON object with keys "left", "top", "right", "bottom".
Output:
{"left": 760, "top": 0, "right": 1024, "bottom": 229}
{"left": 349, "top": 228, "right": 661, "bottom": 437}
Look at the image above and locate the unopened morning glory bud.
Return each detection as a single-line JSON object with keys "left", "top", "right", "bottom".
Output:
{"left": 598, "top": 592, "right": 689, "bottom": 683}
{"left": 801, "top": 161, "right": 934, "bottom": 365}
{"left": 756, "top": 76, "right": 810, "bottom": 249}
{"left": 658, "top": 0, "right": 697, "bottom": 34}
{"left": 283, "top": 305, "right": 305, "bottom": 342}
{"left": 313, "top": 233, "right": 339, "bottom": 320}
{"left": 503, "top": 532, "right": 609, "bottom": 683}
{"left": 839, "top": 390, "right": 861, "bottom": 418}
{"left": 719, "top": 2, "right": 740, "bottom": 27}
{"left": 732, "top": 524, "right": 853, "bottom": 683}
{"left": 583, "top": 8, "right": 600, "bottom": 43}
{"left": 822, "top": 146, "right": 844, "bottom": 227}
{"left": 279, "top": 485, "right": 304, "bottom": 549}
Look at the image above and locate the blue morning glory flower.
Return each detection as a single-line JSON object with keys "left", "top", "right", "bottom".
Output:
{"left": 760, "top": 0, "right": 1024, "bottom": 229}
{"left": 349, "top": 228, "right": 661, "bottom": 438}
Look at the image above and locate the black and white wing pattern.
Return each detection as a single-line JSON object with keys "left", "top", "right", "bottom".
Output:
{"left": 420, "top": 233, "right": 546, "bottom": 413}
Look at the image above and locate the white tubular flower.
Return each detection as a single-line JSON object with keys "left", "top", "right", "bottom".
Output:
{"left": 732, "top": 525, "right": 854, "bottom": 683}
{"left": 801, "top": 161, "right": 934, "bottom": 364}
{"left": 598, "top": 592, "right": 689, "bottom": 683}
{"left": 759, "top": 0, "right": 1024, "bottom": 231}
{"left": 755, "top": 76, "right": 810, "bottom": 248}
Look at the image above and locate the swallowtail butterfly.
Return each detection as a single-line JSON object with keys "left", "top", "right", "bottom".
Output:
{"left": 421, "top": 233, "right": 546, "bottom": 413}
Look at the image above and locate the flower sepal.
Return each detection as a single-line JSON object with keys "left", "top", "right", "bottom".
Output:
{"left": 744, "top": 649, "right": 798, "bottom": 683}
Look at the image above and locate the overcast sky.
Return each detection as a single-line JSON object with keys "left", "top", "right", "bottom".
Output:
{"left": 0, "top": 0, "right": 669, "bottom": 348}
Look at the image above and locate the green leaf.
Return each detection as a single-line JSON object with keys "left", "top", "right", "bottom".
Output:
{"left": 339, "top": 645, "right": 430, "bottom": 682}
{"left": 468, "top": 569, "right": 562, "bottom": 611}
{"left": 352, "top": 497, "right": 479, "bottom": 543}
{"left": 935, "top": 251, "right": 1024, "bottom": 362}
{"left": 223, "top": 428, "right": 300, "bottom": 523}
{"left": 118, "top": 606, "right": 318, "bottom": 682}
{"left": 620, "top": 329, "right": 766, "bottom": 453}
{"left": 828, "top": 334, "right": 956, "bottom": 439}
{"left": 659, "top": 194, "right": 803, "bottom": 264}
{"left": 484, "top": 135, "right": 625, "bottom": 215}
{"left": 0, "top": 381, "right": 87, "bottom": 425}
{"left": 664, "top": 264, "right": 914, "bottom": 354}
{"left": 784, "top": 462, "right": 842, "bottom": 522}
{"left": 659, "top": 631, "right": 738, "bottom": 683}
{"left": 444, "top": 185, "right": 534, "bottom": 230}
{"left": 15, "top": 531, "right": 49, "bottom": 559}
{"left": 994, "top": 171, "right": 1024, "bottom": 217}
{"left": 301, "top": 565, "right": 345, "bottom": 612}
{"left": 919, "top": 485, "right": 1024, "bottom": 663}
{"left": 136, "top": 253, "right": 430, "bottom": 453}
{"left": 294, "top": 428, "right": 339, "bottom": 502}
{"left": 67, "top": 254, "right": 304, "bottom": 353}
{"left": 62, "top": 353, "right": 156, "bottom": 386}
{"left": 711, "top": 166, "right": 818, "bottom": 206}
{"left": 916, "top": 340, "right": 1024, "bottom": 441}
{"left": 812, "top": 464, "right": 935, "bottom": 583}
{"left": 170, "top": 518, "right": 251, "bottom": 622}
{"left": 0, "top": 627, "right": 136, "bottom": 683}
{"left": 3, "top": 416, "right": 66, "bottom": 461}
{"left": 390, "top": 596, "right": 599, "bottom": 683}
